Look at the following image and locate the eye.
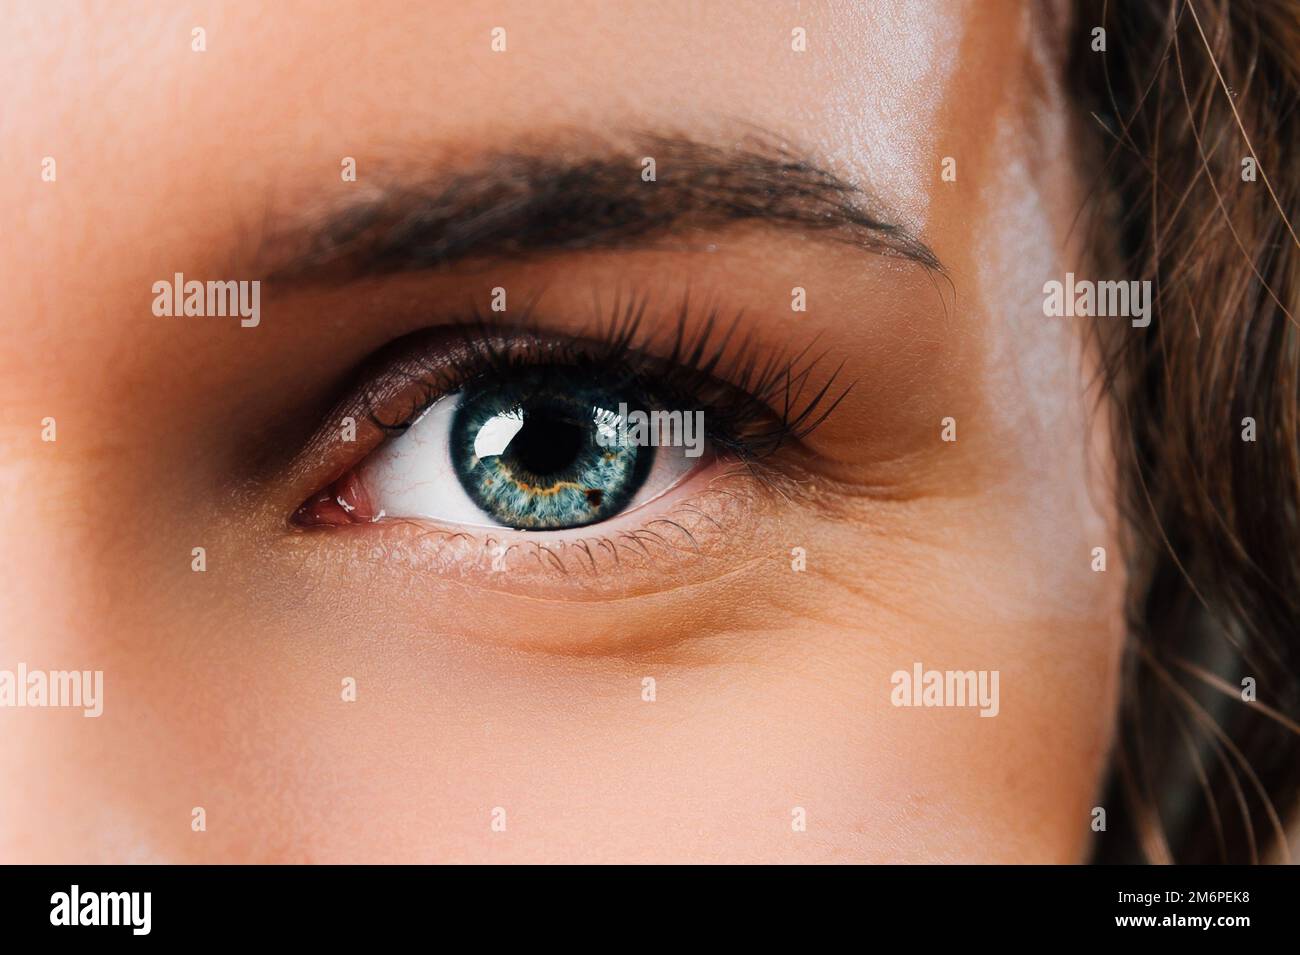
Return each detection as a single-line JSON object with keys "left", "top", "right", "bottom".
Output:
{"left": 352, "top": 366, "right": 702, "bottom": 531}
{"left": 290, "top": 311, "right": 847, "bottom": 544}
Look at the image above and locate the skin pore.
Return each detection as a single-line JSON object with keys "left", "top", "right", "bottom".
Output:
{"left": 0, "top": 1, "right": 1124, "bottom": 862}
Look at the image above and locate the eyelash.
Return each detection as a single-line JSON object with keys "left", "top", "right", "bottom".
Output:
{"left": 362, "top": 294, "right": 851, "bottom": 467}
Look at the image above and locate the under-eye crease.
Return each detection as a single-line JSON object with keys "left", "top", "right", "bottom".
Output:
{"left": 293, "top": 295, "right": 851, "bottom": 537}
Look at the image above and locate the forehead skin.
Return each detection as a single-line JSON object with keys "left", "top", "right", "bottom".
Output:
{"left": 0, "top": 1, "right": 1123, "bottom": 862}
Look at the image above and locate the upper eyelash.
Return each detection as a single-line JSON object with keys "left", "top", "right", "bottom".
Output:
{"left": 363, "top": 293, "right": 853, "bottom": 462}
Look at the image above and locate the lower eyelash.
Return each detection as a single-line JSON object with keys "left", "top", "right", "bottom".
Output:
{"left": 344, "top": 461, "right": 763, "bottom": 581}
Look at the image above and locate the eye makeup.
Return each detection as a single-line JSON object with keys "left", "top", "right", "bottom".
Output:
{"left": 293, "top": 297, "right": 849, "bottom": 535}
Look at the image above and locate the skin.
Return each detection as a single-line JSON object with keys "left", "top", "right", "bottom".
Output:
{"left": 0, "top": 0, "right": 1124, "bottom": 862}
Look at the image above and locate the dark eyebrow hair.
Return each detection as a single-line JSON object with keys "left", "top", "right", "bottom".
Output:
{"left": 264, "top": 133, "right": 943, "bottom": 281}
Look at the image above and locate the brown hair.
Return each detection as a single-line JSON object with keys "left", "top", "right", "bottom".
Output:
{"left": 1068, "top": 0, "right": 1300, "bottom": 862}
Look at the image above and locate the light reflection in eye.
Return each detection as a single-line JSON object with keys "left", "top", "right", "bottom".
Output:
{"left": 473, "top": 412, "right": 524, "bottom": 459}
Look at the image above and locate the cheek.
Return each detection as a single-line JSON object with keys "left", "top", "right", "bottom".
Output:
{"left": 770, "top": 511, "right": 1123, "bottom": 861}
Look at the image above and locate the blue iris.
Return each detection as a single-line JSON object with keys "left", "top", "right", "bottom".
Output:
{"left": 450, "top": 368, "right": 653, "bottom": 530}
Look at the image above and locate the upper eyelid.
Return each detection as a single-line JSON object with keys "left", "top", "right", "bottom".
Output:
{"left": 352, "top": 304, "right": 851, "bottom": 462}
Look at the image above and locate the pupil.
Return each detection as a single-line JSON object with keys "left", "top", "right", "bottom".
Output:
{"left": 505, "top": 404, "right": 586, "bottom": 477}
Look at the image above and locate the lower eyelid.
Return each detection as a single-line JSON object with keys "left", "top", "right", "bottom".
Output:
{"left": 290, "top": 459, "right": 772, "bottom": 596}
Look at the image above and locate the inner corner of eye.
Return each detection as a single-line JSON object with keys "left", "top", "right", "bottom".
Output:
{"left": 294, "top": 374, "right": 711, "bottom": 533}
{"left": 293, "top": 468, "right": 377, "bottom": 527}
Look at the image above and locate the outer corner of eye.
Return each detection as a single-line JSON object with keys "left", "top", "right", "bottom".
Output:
{"left": 294, "top": 378, "right": 712, "bottom": 534}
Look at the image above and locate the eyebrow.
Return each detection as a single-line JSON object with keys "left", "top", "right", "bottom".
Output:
{"left": 264, "top": 133, "right": 942, "bottom": 281}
